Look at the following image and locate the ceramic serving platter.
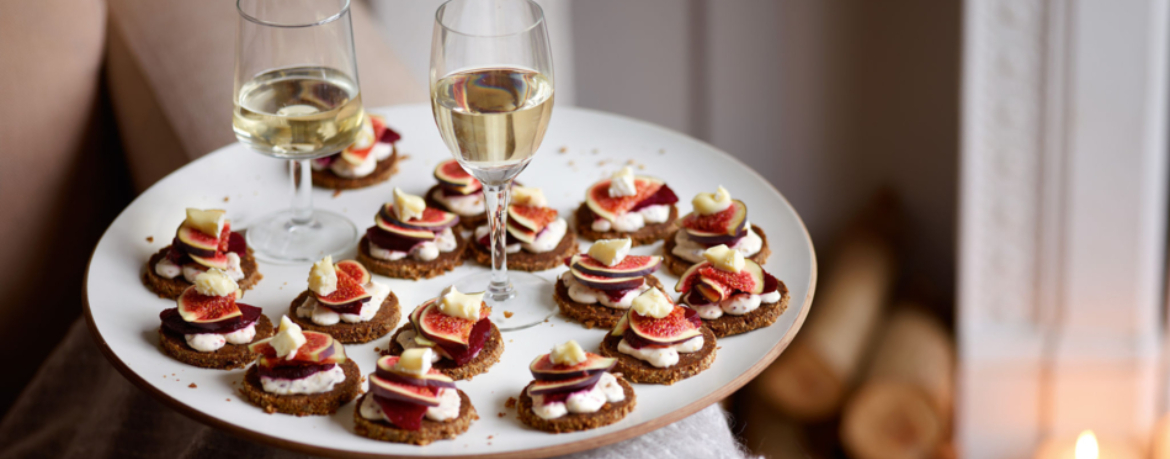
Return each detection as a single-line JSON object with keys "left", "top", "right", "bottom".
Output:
{"left": 84, "top": 104, "right": 816, "bottom": 458}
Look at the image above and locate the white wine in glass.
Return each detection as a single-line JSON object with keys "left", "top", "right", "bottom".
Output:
{"left": 233, "top": 66, "right": 364, "bottom": 159}
{"left": 431, "top": 0, "right": 556, "bottom": 330}
{"left": 432, "top": 68, "right": 554, "bottom": 178}
{"left": 232, "top": 0, "right": 363, "bottom": 263}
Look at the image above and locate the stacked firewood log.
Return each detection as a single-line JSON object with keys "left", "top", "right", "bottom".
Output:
{"left": 737, "top": 195, "right": 955, "bottom": 459}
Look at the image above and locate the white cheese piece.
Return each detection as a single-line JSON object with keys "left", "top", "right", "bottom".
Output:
{"left": 308, "top": 255, "right": 338, "bottom": 296}
{"left": 185, "top": 208, "right": 226, "bottom": 237}
{"left": 631, "top": 288, "right": 673, "bottom": 319}
{"left": 270, "top": 316, "right": 306, "bottom": 358}
{"left": 511, "top": 186, "right": 548, "bottom": 207}
{"left": 396, "top": 348, "right": 433, "bottom": 375}
{"left": 608, "top": 167, "right": 638, "bottom": 197}
{"left": 588, "top": 238, "right": 632, "bottom": 266}
{"left": 393, "top": 187, "right": 426, "bottom": 221}
{"left": 691, "top": 186, "right": 732, "bottom": 215}
{"left": 703, "top": 244, "right": 745, "bottom": 273}
{"left": 550, "top": 340, "right": 587, "bottom": 366}
{"left": 439, "top": 286, "right": 483, "bottom": 320}
{"left": 193, "top": 269, "right": 238, "bottom": 297}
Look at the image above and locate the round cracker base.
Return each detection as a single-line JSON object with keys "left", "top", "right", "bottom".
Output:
{"left": 238, "top": 360, "right": 362, "bottom": 416}
{"left": 425, "top": 185, "right": 487, "bottom": 231}
{"left": 574, "top": 203, "right": 678, "bottom": 246}
{"left": 310, "top": 147, "right": 399, "bottom": 190}
{"left": 382, "top": 322, "right": 504, "bottom": 381}
{"left": 356, "top": 232, "right": 467, "bottom": 280}
{"left": 144, "top": 246, "right": 262, "bottom": 299}
{"left": 517, "top": 376, "right": 637, "bottom": 433}
{"left": 700, "top": 280, "right": 791, "bottom": 338}
{"left": 467, "top": 230, "right": 578, "bottom": 272}
{"left": 661, "top": 225, "right": 772, "bottom": 276}
{"left": 158, "top": 315, "right": 274, "bottom": 370}
{"left": 286, "top": 290, "right": 401, "bottom": 344}
{"left": 598, "top": 327, "right": 717, "bottom": 385}
{"left": 554, "top": 275, "right": 666, "bottom": 329}
{"left": 353, "top": 391, "right": 478, "bottom": 445}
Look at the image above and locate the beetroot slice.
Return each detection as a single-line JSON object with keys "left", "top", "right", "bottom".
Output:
{"left": 763, "top": 272, "right": 779, "bottom": 294}
{"left": 257, "top": 362, "right": 335, "bottom": 380}
{"left": 436, "top": 319, "right": 491, "bottom": 366}
{"left": 630, "top": 184, "right": 679, "bottom": 212}
{"left": 227, "top": 232, "right": 247, "bottom": 256}
{"left": 379, "top": 126, "right": 401, "bottom": 144}
{"left": 320, "top": 297, "right": 371, "bottom": 315}
{"left": 160, "top": 303, "right": 262, "bottom": 335}
{"left": 621, "top": 308, "right": 700, "bottom": 348}
{"left": 477, "top": 229, "right": 521, "bottom": 247}
{"left": 373, "top": 394, "right": 428, "bottom": 430}
{"left": 603, "top": 287, "right": 636, "bottom": 303}
{"left": 366, "top": 226, "right": 422, "bottom": 252}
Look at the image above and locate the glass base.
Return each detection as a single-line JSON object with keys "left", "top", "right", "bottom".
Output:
{"left": 453, "top": 271, "right": 555, "bottom": 331}
{"left": 245, "top": 209, "right": 358, "bottom": 264}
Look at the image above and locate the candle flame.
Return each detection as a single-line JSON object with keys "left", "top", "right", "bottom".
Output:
{"left": 1075, "top": 430, "right": 1098, "bottom": 459}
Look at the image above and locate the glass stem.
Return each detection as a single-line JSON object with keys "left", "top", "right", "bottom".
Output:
{"left": 483, "top": 182, "right": 515, "bottom": 301}
{"left": 290, "top": 159, "right": 313, "bottom": 225}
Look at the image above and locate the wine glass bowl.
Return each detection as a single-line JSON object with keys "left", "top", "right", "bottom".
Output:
{"left": 430, "top": 0, "right": 556, "bottom": 329}
{"left": 232, "top": 0, "right": 363, "bottom": 263}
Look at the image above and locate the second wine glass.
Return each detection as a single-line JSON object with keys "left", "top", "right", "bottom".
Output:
{"left": 430, "top": 0, "right": 555, "bottom": 330}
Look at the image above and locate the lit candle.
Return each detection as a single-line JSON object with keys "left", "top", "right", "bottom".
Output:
{"left": 1034, "top": 430, "right": 1141, "bottom": 459}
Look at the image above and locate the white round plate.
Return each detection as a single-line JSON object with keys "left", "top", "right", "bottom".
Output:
{"left": 84, "top": 105, "right": 816, "bottom": 458}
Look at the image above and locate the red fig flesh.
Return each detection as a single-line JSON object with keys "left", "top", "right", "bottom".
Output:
{"left": 176, "top": 286, "right": 241, "bottom": 324}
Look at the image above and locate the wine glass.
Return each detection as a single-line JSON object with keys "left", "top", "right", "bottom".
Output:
{"left": 232, "top": 0, "right": 362, "bottom": 263}
{"left": 430, "top": 0, "right": 555, "bottom": 330}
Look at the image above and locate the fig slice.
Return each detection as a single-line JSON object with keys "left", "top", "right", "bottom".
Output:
{"left": 569, "top": 268, "right": 645, "bottom": 291}
{"left": 375, "top": 214, "right": 436, "bottom": 240}
{"left": 161, "top": 303, "right": 260, "bottom": 334}
{"left": 176, "top": 286, "right": 242, "bottom": 324}
{"left": 610, "top": 312, "right": 630, "bottom": 337}
{"left": 375, "top": 356, "right": 457, "bottom": 389}
{"left": 189, "top": 252, "right": 231, "bottom": 270}
{"left": 370, "top": 373, "right": 441, "bottom": 407}
{"left": 433, "top": 159, "right": 481, "bottom": 195}
{"left": 249, "top": 331, "right": 343, "bottom": 364}
{"left": 529, "top": 353, "right": 616, "bottom": 381}
{"left": 585, "top": 176, "right": 665, "bottom": 221}
{"left": 684, "top": 226, "right": 748, "bottom": 246}
{"left": 698, "top": 260, "right": 765, "bottom": 295}
{"left": 379, "top": 204, "right": 459, "bottom": 231}
{"left": 570, "top": 254, "right": 660, "bottom": 279}
{"left": 629, "top": 183, "right": 680, "bottom": 211}
{"left": 508, "top": 205, "right": 558, "bottom": 233}
{"left": 696, "top": 277, "right": 730, "bottom": 303}
{"left": 629, "top": 306, "right": 702, "bottom": 345}
{"left": 416, "top": 300, "right": 478, "bottom": 348}
{"left": 505, "top": 222, "right": 538, "bottom": 244}
{"left": 334, "top": 259, "right": 370, "bottom": 285}
{"left": 682, "top": 200, "right": 748, "bottom": 237}
{"left": 177, "top": 224, "right": 219, "bottom": 257}
{"left": 373, "top": 394, "right": 428, "bottom": 430}
{"left": 528, "top": 372, "right": 604, "bottom": 396}
{"left": 675, "top": 261, "right": 707, "bottom": 293}
{"left": 366, "top": 227, "right": 421, "bottom": 252}
{"left": 315, "top": 270, "right": 371, "bottom": 307}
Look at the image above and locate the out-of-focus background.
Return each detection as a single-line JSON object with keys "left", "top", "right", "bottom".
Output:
{"left": 1, "top": 0, "right": 1167, "bottom": 457}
